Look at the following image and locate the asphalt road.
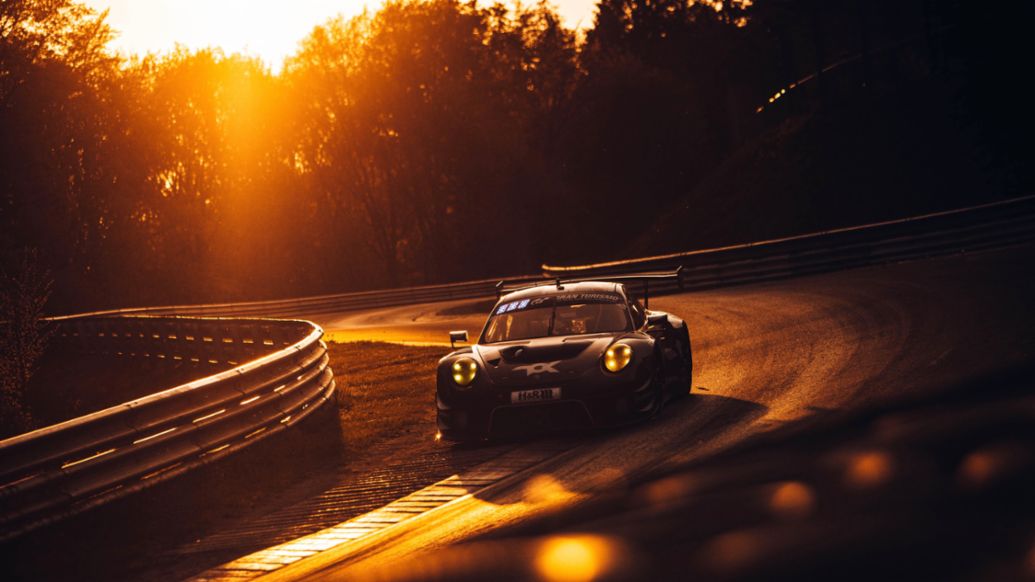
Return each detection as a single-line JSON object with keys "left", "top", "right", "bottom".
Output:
{"left": 274, "top": 243, "right": 1035, "bottom": 579}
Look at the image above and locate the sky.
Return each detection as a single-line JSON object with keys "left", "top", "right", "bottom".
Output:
{"left": 83, "top": 0, "right": 598, "bottom": 72}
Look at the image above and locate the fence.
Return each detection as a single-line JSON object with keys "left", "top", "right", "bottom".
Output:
{"left": 0, "top": 316, "right": 334, "bottom": 541}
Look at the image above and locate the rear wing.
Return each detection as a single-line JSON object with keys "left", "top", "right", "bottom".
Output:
{"left": 495, "top": 267, "right": 684, "bottom": 309}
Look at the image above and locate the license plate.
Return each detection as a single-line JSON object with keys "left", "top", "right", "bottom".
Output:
{"left": 510, "top": 387, "right": 561, "bottom": 404}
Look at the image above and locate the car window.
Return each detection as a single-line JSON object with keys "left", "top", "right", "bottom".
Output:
{"left": 556, "top": 303, "right": 625, "bottom": 335}
{"left": 483, "top": 305, "right": 552, "bottom": 343}
{"left": 629, "top": 299, "right": 646, "bottom": 328}
{"left": 482, "top": 294, "right": 631, "bottom": 343}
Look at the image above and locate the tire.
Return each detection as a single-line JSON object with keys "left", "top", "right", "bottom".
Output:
{"left": 648, "top": 349, "right": 667, "bottom": 417}
{"left": 675, "top": 326, "right": 693, "bottom": 397}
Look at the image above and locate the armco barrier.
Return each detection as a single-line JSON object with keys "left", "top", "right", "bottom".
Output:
{"left": 51, "top": 275, "right": 547, "bottom": 320}
{"left": 51, "top": 196, "right": 1034, "bottom": 321}
{"left": 542, "top": 195, "right": 1035, "bottom": 297}
{"left": 0, "top": 316, "right": 335, "bottom": 542}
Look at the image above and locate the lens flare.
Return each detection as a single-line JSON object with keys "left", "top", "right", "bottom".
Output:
{"left": 769, "top": 481, "right": 815, "bottom": 520}
{"left": 535, "top": 535, "right": 620, "bottom": 582}
{"left": 845, "top": 451, "right": 894, "bottom": 488}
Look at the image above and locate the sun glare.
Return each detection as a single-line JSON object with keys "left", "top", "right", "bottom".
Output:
{"left": 84, "top": 0, "right": 371, "bottom": 71}
{"left": 84, "top": 0, "right": 598, "bottom": 72}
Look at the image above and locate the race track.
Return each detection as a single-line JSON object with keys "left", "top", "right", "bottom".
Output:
{"left": 259, "top": 243, "right": 1035, "bottom": 579}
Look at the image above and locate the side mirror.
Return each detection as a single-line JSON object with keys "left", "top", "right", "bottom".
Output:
{"left": 647, "top": 313, "right": 668, "bottom": 327}
{"left": 449, "top": 330, "right": 469, "bottom": 349}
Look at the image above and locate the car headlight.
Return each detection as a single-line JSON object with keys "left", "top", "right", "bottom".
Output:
{"left": 451, "top": 357, "right": 478, "bottom": 387}
{"left": 604, "top": 343, "right": 632, "bottom": 373}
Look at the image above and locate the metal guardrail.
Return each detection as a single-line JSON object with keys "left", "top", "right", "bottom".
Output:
{"left": 50, "top": 275, "right": 546, "bottom": 319}
{"left": 0, "top": 316, "right": 335, "bottom": 542}
{"left": 541, "top": 195, "right": 1035, "bottom": 296}
{"left": 49, "top": 197, "right": 1034, "bottom": 321}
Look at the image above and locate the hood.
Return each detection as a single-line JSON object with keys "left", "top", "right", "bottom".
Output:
{"left": 474, "top": 335, "right": 615, "bottom": 387}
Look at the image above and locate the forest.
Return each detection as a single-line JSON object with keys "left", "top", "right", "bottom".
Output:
{"left": 1, "top": 0, "right": 1032, "bottom": 312}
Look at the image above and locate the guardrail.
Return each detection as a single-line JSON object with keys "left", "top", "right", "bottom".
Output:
{"left": 0, "top": 316, "right": 335, "bottom": 542}
{"left": 542, "top": 195, "right": 1035, "bottom": 297}
{"left": 50, "top": 196, "right": 1034, "bottom": 320}
{"left": 50, "top": 275, "right": 546, "bottom": 319}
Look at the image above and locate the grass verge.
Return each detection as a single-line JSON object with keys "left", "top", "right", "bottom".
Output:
{"left": 328, "top": 340, "right": 447, "bottom": 449}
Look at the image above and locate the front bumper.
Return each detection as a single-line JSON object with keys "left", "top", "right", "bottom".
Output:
{"left": 437, "top": 375, "right": 656, "bottom": 441}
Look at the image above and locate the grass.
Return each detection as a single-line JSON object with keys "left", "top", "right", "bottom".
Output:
{"left": 328, "top": 340, "right": 447, "bottom": 449}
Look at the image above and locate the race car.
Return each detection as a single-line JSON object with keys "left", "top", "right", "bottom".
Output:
{"left": 436, "top": 272, "right": 692, "bottom": 441}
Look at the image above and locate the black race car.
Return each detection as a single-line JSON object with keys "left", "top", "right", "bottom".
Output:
{"left": 436, "top": 273, "right": 692, "bottom": 441}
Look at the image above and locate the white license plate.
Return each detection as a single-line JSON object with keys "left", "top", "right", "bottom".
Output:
{"left": 510, "top": 387, "right": 561, "bottom": 404}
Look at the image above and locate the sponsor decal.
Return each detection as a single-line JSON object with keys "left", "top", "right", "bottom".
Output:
{"left": 513, "top": 360, "right": 562, "bottom": 376}
{"left": 553, "top": 293, "right": 622, "bottom": 304}
{"left": 496, "top": 298, "right": 536, "bottom": 314}
{"left": 499, "top": 293, "right": 620, "bottom": 314}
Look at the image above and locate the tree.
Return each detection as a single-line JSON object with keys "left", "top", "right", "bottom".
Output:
{"left": 0, "top": 249, "right": 53, "bottom": 437}
{"left": 286, "top": 0, "right": 577, "bottom": 285}
{"left": 0, "top": 0, "right": 125, "bottom": 309}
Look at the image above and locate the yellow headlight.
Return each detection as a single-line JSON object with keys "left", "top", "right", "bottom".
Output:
{"left": 452, "top": 357, "right": 478, "bottom": 386}
{"left": 604, "top": 343, "right": 632, "bottom": 373}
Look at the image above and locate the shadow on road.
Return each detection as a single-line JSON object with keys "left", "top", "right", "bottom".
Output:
{"left": 456, "top": 392, "right": 769, "bottom": 508}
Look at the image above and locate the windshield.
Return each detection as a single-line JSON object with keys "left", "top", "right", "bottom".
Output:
{"left": 481, "top": 293, "right": 631, "bottom": 344}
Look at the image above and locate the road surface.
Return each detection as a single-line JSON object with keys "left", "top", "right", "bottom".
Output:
{"left": 255, "top": 243, "right": 1035, "bottom": 580}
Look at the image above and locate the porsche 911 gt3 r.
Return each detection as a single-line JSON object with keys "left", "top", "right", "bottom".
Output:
{"left": 436, "top": 276, "right": 692, "bottom": 441}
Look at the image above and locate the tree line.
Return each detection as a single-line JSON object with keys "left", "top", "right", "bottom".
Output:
{"left": 1, "top": 0, "right": 1030, "bottom": 312}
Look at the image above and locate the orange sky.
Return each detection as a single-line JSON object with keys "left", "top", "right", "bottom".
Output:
{"left": 84, "top": 0, "right": 597, "bottom": 72}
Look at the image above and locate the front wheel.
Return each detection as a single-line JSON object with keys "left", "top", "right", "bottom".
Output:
{"left": 675, "top": 326, "right": 693, "bottom": 397}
